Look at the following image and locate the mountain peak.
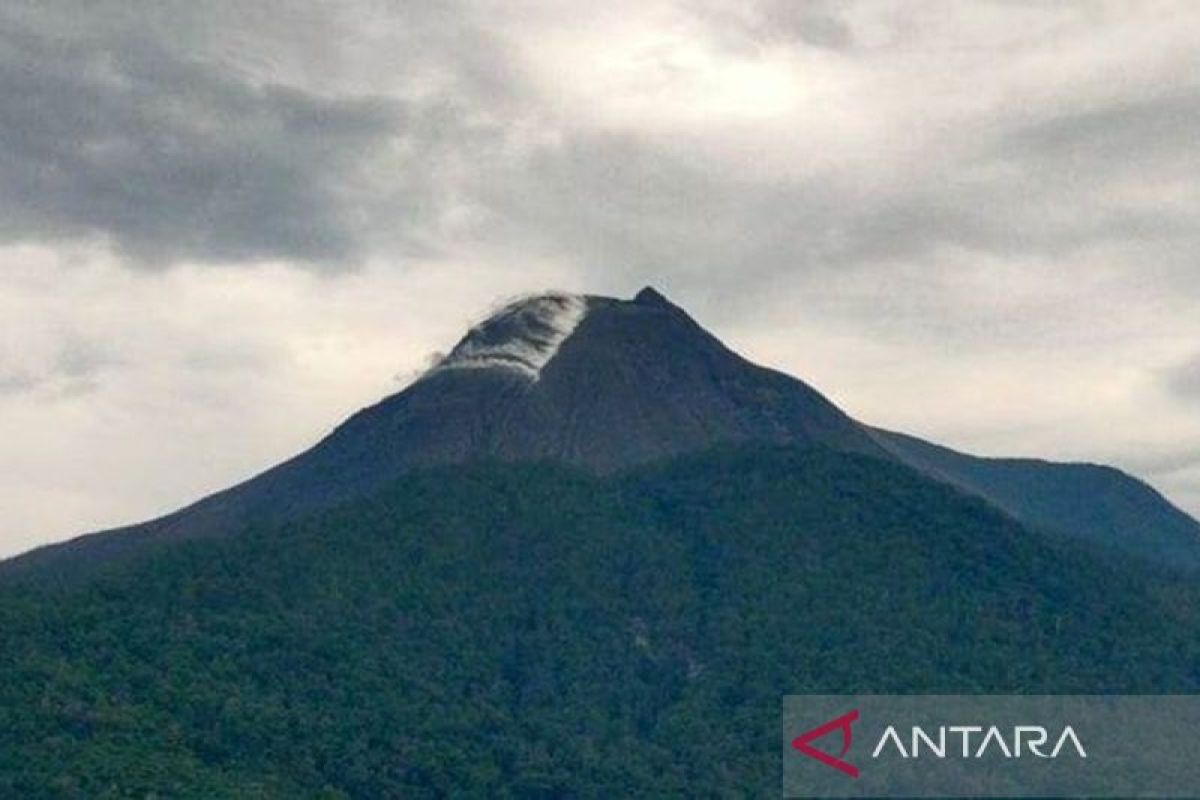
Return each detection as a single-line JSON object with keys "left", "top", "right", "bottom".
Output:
{"left": 633, "top": 286, "right": 672, "bottom": 307}
{"left": 430, "top": 288, "right": 687, "bottom": 381}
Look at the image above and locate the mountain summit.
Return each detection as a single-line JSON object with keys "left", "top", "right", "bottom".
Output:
{"left": 402, "top": 288, "right": 889, "bottom": 468}
{"left": 4, "top": 288, "right": 1199, "bottom": 580}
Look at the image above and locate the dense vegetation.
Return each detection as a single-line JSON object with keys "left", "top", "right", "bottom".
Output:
{"left": 2, "top": 446, "right": 1199, "bottom": 798}
{"left": 874, "top": 428, "right": 1200, "bottom": 568}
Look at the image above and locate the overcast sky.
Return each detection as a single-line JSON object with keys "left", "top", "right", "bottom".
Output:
{"left": 3, "top": 0, "right": 1200, "bottom": 557}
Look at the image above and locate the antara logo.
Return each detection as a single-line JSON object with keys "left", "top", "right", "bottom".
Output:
{"left": 872, "top": 724, "right": 1087, "bottom": 760}
{"left": 792, "top": 710, "right": 1087, "bottom": 778}
{"left": 792, "top": 709, "right": 861, "bottom": 778}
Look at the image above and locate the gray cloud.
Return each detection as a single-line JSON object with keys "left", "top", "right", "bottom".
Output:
{"left": 692, "top": 0, "right": 855, "bottom": 52}
{"left": 0, "top": 1, "right": 528, "bottom": 268}
{"left": 0, "top": 370, "right": 39, "bottom": 396}
{"left": 0, "top": 338, "right": 117, "bottom": 397}
{"left": 1166, "top": 356, "right": 1200, "bottom": 402}
{"left": 5, "top": 0, "right": 1199, "bottom": 288}
{"left": 1002, "top": 90, "right": 1200, "bottom": 163}
{"left": 0, "top": 18, "right": 397, "bottom": 265}
{"left": 54, "top": 338, "right": 118, "bottom": 379}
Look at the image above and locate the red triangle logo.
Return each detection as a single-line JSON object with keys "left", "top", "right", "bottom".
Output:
{"left": 791, "top": 709, "right": 860, "bottom": 778}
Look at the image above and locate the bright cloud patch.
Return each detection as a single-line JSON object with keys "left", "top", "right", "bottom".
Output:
{"left": 434, "top": 293, "right": 590, "bottom": 380}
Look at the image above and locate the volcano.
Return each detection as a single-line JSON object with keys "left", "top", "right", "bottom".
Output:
{"left": 6, "top": 287, "right": 1197, "bottom": 581}
{"left": 4, "top": 289, "right": 1200, "bottom": 797}
{"left": 2, "top": 287, "right": 1200, "bottom": 582}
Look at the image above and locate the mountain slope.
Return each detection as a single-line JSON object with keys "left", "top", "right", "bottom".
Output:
{"left": 2, "top": 287, "right": 1197, "bottom": 582}
{"left": 3, "top": 446, "right": 1199, "bottom": 798}
{"left": 0, "top": 288, "right": 890, "bottom": 582}
{"left": 874, "top": 428, "right": 1200, "bottom": 568}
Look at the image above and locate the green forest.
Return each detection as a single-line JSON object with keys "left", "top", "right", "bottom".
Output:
{"left": 3, "top": 446, "right": 1199, "bottom": 798}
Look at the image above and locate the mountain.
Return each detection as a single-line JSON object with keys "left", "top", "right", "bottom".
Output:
{"left": 874, "top": 428, "right": 1200, "bottom": 568}
{"left": 3, "top": 287, "right": 1197, "bottom": 583}
{"left": 4, "top": 288, "right": 1200, "bottom": 797}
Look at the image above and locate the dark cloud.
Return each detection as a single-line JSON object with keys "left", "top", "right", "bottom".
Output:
{"left": 0, "top": 1, "right": 525, "bottom": 268}
{"left": 1, "top": 0, "right": 1198, "bottom": 296}
{"left": 0, "top": 18, "right": 398, "bottom": 265}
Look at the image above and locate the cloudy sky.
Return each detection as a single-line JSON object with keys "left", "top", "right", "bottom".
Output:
{"left": 3, "top": 0, "right": 1200, "bottom": 557}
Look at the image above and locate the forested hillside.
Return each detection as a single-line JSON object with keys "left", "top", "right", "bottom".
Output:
{"left": 3, "top": 446, "right": 1198, "bottom": 798}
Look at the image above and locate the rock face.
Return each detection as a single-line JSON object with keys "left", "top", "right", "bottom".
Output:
{"left": 4, "top": 287, "right": 1198, "bottom": 581}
